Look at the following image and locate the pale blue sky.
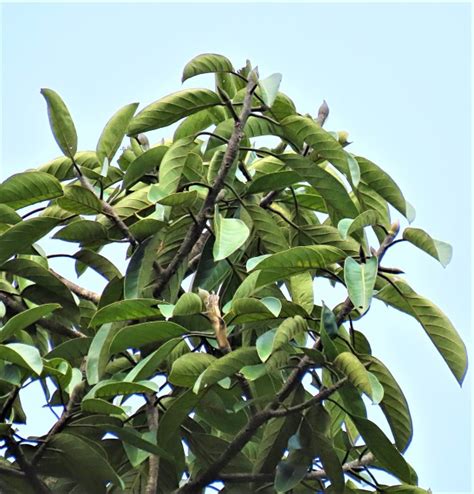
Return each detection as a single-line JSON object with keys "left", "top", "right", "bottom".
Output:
{"left": 1, "top": 2, "right": 472, "bottom": 492}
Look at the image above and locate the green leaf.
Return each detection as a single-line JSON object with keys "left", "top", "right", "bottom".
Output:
{"left": 376, "top": 279, "right": 468, "bottom": 385}
{"left": 45, "top": 432, "right": 124, "bottom": 489}
{"left": 182, "top": 53, "right": 234, "bottom": 82}
{"left": 124, "top": 236, "right": 159, "bottom": 299}
{"left": 259, "top": 73, "right": 282, "bottom": 107}
{"left": 0, "top": 343, "right": 43, "bottom": 375}
{"left": 0, "top": 217, "right": 61, "bottom": 264}
{"left": 344, "top": 257, "right": 378, "bottom": 314}
{"left": 124, "top": 339, "right": 181, "bottom": 382}
{"left": 0, "top": 172, "right": 63, "bottom": 210}
{"left": 53, "top": 219, "right": 108, "bottom": 243}
{"left": 403, "top": 227, "right": 452, "bottom": 267}
{"left": 347, "top": 153, "right": 361, "bottom": 187}
{"left": 158, "top": 137, "right": 197, "bottom": 196}
{"left": 349, "top": 414, "right": 412, "bottom": 483}
{"left": 274, "top": 451, "right": 309, "bottom": 492}
{"left": 40, "top": 88, "right": 78, "bottom": 158}
{"left": 58, "top": 185, "right": 103, "bottom": 214}
{"left": 105, "top": 425, "right": 173, "bottom": 461}
{"left": 0, "top": 205, "right": 21, "bottom": 224}
{"left": 356, "top": 156, "right": 414, "bottom": 222}
{"left": 89, "top": 298, "right": 161, "bottom": 327}
{"left": 338, "top": 210, "right": 383, "bottom": 239}
{"left": 96, "top": 102, "right": 139, "bottom": 167}
{"left": 74, "top": 248, "right": 121, "bottom": 281}
{"left": 0, "top": 303, "right": 61, "bottom": 343}
{"left": 110, "top": 321, "right": 187, "bottom": 354}
{"left": 87, "top": 379, "right": 158, "bottom": 399}
{"left": 157, "top": 190, "right": 198, "bottom": 207}
{"left": 272, "top": 316, "right": 307, "bottom": 353}
{"left": 127, "top": 89, "right": 222, "bottom": 135}
{"left": 256, "top": 329, "right": 276, "bottom": 362}
{"left": 246, "top": 170, "right": 301, "bottom": 194}
{"left": 260, "top": 297, "right": 282, "bottom": 317}
{"left": 213, "top": 207, "right": 250, "bottom": 261}
{"left": 281, "top": 154, "right": 359, "bottom": 221}
{"left": 86, "top": 323, "right": 116, "bottom": 385}
{"left": 173, "top": 292, "right": 203, "bottom": 316}
{"left": 122, "top": 145, "right": 168, "bottom": 189}
{"left": 384, "top": 486, "right": 432, "bottom": 493}
{"left": 288, "top": 272, "right": 314, "bottom": 314}
{"left": 244, "top": 203, "right": 289, "bottom": 253}
{"left": 333, "top": 352, "right": 382, "bottom": 403}
{"left": 169, "top": 352, "right": 217, "bottom": 387}
{"left": 81, "top": 398, "right": 126, "bottom": 416}
{"left": 361, "top": 355, "right": 413, "bottom": 451}
{"left": 252, "top": 245, "right": 345, "bottom": 287}
{"left": 225, "top": 298, "right": 279, "bottom": 324}
{"left": 193, "top": 347, "right": 260, "bottom": 393}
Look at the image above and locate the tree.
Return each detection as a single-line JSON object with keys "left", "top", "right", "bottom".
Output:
{"left": 0, "top": 53, "right": 467, "bottom": 493}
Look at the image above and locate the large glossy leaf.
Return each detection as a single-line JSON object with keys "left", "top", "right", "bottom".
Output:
{"left": 173, "top": 292, "right": 203, "bottom": 316}
{"left": 58, "top": 184, "right": 103, "bottom": 214}
{"left": 251, "top": 245, "right": 345, "bottom": 287}
{"left": 157, "top": 137, "right": 196, "bottom": 196}
{"left": 169, "top": 352, "right": 217, "bottom": 387}
{"left": 110, "top": 321, "right": 187, "bottom": 354}
{"left": 225, "top": 297, "right": 281, "bottom": 325}
{"left": 182, "top": 53, "right": 234, "bottom": 82}
{"left": 89, "top": 298, "right": 161, "bottom": 327}
{"left": 288, "top": 272, "right": 314, "bottom": 314}
{"left": 244, "top": 203, "right": 289, "bottom": 253}
{"left": 213, "top": 207, "right": 250, "bottom": 261}
{"left": 333, "top": 352, "right": 382, "bottom": 404}
{"left": 0, "top": 205, "right": 21, "bottom": 224}
{"left": 281, "top": 154, "right": 359, "bottom": 220}
{"left": 246, "top": 170, "right": 301, "bottom": 194}
{"left": 53, "top": 219, "right": 108, "bottom": 243}
{"left": 272, "top": 316, "right": 307, "bottom": 353}
{"left": 403, "top": 227, "right": 452, "bottom": 268}
{"left": 86, "top": 379, "right": 158, "bottom": 399}
{"left": 0, "top": 343, "right": 43, "bottom": 375}
{"left": 0, "top": 217, "right": 60, "bottom": 264}
{"left": 124, "top": 339, "right": 181, "bottom": 382}
{"left": 344, "top": 256, "right": 378, "bottom": 314}
{"left": 86, "top": 323, "right": 116, "bottom": 385}
{"left": 338, "top": 209, "right": 384, "bottom": 239}
{"left": 96, "top": 102, "right": 139, "bottom": 167}
{"left": 40, "top": 88, "right": 78, "bottom": 158}
{"left": 74, "top": 249, "right": 121, "bottom": 281}
{"left": 0, "top": 172, "right": 63, "bottom": 210}
{"left": 127, "top": 89, "right": 222, "bottom": 135}
{"left": 193, "top": 347, "right": 260, "bottom": 393}
{"left": 349, "top": 414, "right": 412, "bottom": 483}
{"left": 361, "top": 355, "right": 413, "bottom": 451}
{"left": 356, "top": 156, "right": 415, "bottom": 222}
{"left": 0, "top": 303, "right": 61, "bottom": 343}
{"left": 376, "top": 279, "right": 468, "bottom": 384}
{"left": 122, "top": 145, "right": 168, "bottom": 189}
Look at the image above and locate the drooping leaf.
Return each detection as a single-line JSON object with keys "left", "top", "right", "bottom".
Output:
{"left": 193, "top": 347, "right": 260, "bottom": 393}
{"left": 182, "top": 53, "right": 234, "bottom": 82}
{"left": 344, "top": 256, "right": 378, "bottom": 314}
{"left": 89, "top": 299, "right": 161, "bottom": 327}
{"left": 96, "top": 102, "right": 139, "bottom": 167}
{"left": 81, "top": 398, "right": 126, "bottom": 416}
{"left": 259, "top": 73, "right": 282, "bottom": 107}
{"left": 53, "top": 220, "right": 109, "bottom": 243}
{"left": 0, "top": 172, "right": 63, "bottom": 210}
{"left": 288, "top": 272, "right": 314, "bottom": 314}
{"left": 338, "top": 210, "right": 384, "bottom": 239}
{"left": 0, "top": 217, "right": 61, "bottom": 264}
{"left": 246, "top": 170, "right": 301, "bottom": 194}
{"left": 173, "top": 292, "right": 203, "bottom": 316}
{"left": 0, "top": 343, "right": 43, "bottom": 375}
{"left": 403, "top": 227, "right": 452, "bottom": 268}
{"left": 213, "top": 207, "right": 250, "bottom": 261}
{"left": 256, "top": 329, "right": 276, "bottom": 362}
{"left": 58, "top": 185, "right": 103, "bottom": 214}
{"left": 0, "top": 303, "right": 61, "bottom": 343}
{"left": 272, "top": 316, "right": 307, "bottom": 353}
{"left": 169, "top": 352, "right": 217, "bottom": 387}
{"left": 376, "top": 279, "right": 468, "bottom": 385}
{"left": 86, "top": 379, "right": 158, "bottom": 399}
{"left": 40, "top": 88, "right": 78, "bottom": 158}
{"left": 86, "top": 323, "right": 116, "bottom": 385}
{"left": 127, "top": 89, "right": 222, "bottom": 135}
{"left": 274, "top": 452, "right": 309, "bottom": 492}
{"left": 74, "top": 249, "right": 122, "bottom": 281}
{"left": 122, "top": 145, "right": 168, "bottom": 189}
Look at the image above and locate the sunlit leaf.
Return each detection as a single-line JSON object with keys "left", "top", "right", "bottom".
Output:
{"left": 344, "top": 256, "right": 378, "bottom": 314}
{"left": 403, "top": 227, "right": 452, "bottom": 268}
{"left": 213, "top": 206, "right": 250, "bottom": 261}
{"left": 182, "top": 53, "right": 234, "bottom": 82}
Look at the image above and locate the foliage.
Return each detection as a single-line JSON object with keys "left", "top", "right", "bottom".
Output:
{"left": 0, "top": 53, "right": 466, "bottom": 494}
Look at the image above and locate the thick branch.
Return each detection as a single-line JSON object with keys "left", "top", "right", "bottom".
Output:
{"left": 0, "top": 291, "right": 85, "bottom": 339}
{"left": 153, "top": 79, "right": 256, "bottom": 297}
{"left": 218, "top": 452, "right": 374, "bottom": 483}
{"left": 145, "top": 396, "right": 160, "bottom": 494}
{"left": 50, "top": 269, "right": 100, "bottom": 304}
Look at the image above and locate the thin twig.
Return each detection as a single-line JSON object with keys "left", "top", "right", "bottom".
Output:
{"left": 49, "top": 269, "right": 100, "bottom": 304}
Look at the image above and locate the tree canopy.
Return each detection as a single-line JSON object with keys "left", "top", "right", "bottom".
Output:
{"left": 0, "top": 53, "right": 468, "bottom": 493}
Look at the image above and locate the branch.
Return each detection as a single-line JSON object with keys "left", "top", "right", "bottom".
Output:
{"left": 153, "top": 78, "right": 257, "bottom": 297}
{"left": 218, "top": 452, "right": 375, "bottom": 483}
{"left": 145, "top": 395, "right": 160, "bottom": 494}
{"left": 0, "top": 291, "right": 85, "bottom": 339}
{"left": 4, "top": 434, "right": 52, "bottom": 494}
{"left": 49, "top": 269, "right": 100, "bottom": 304}
{"left": 74, "top": 165, "right": 138, "bottom": 247}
